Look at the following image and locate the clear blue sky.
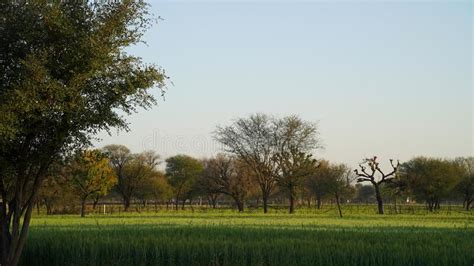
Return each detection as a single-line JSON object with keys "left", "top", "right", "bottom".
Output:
{"left": 94, "top": 0, "right": 473, "bottom": 168}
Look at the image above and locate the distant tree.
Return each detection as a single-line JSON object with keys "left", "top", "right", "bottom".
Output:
{"left": 273, "top": 116, "right": 321, "bottom": 214}
{"left": 166, "top": 155, "right": 204, "bottom": 210}
{"left": 149, "top": 172, "right": 174, "bottom": 210}
{"left": 454, "top": 157, "right": 474, "bottom": 210}
{"left": 0, "top": 1, "right": 166, "bottom": 263}
{"left": 102, "top": 145, "right": 132, "bottom": 178}
{"left": 135, "top": 170, "right": 171, "bottom": 209}
{"left": 354, "top": 184, "right": 375, "bottom": 204}
{"left": 323, "top": 164, "right": 355, "bottom": 218}
{"left": 401, "top": 157, "right": 462, "bottom": 211}
{"left": 355, "top": 156, "right": 400, "bottom": 214}
{"left": 120, "top": 152, "right": 159, "bottom": 210}
{"left": 102, "top": 145, "right": 132, "bottom": 209}
{"left": 38, "top": 161, "right": 76, "bottom": 215}
{"left": 103, "top": 145, "right": 160, "bottom": 211}
{"left": 307, "top": 160, "right": 332, "bottom": 209}
{"left": 66, "top": 150, "right": 117, "bottom": 217}
{"left": 215, "top": 114, "right": 279, "bottom": 213}
{"left": 200, "top": 155, "right": 253, "bottom": 212}
{"left": 383, "top": 172, "right": 408, "bottom": 214}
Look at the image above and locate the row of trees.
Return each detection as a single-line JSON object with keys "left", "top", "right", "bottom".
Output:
{"left": 38, "top": 147, "right": 473, "bottom": 218}
{"left": 37, "top": 115, "right": 473, "bottom": 217}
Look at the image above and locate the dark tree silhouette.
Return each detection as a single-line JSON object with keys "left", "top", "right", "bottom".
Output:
{"left": 355, "top": 156, "right": 399, "bottom": 214}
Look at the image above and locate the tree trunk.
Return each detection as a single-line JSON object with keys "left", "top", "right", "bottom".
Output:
{"left": 262, "top": 193, "right": 269, "bottom": 214}
{"left": 123, "top": 196, "right": 130, "bottom": 212}
{"left": 288, "top": 191, "right": 295, "bottom": 214}
{"left": 44, "top": 200, "right": 52, "bottom": 215}
{"left": 374, "top": 184, "right": 384, "bottom": 214}
{"left": 1, "top": 191, "right": 41, "bottom": 266}
{"left": 92, "top": 197, "right": 99, "bottom": 210}
{"left": 80, "top": 197, "right": 87, "bottom": 218}
{"left": 208, "top": 196, "right": 217, "bottom": 209}
{"left": 393, "top": 197, "right": 398, "bottom": 214}
{"left": 335, "top": 193, "right": 343, "bottom": 218}
{"left": 1, "top": 212, "right": 11, "bottom": 266}
{"left": 316, "top": 194, "right": 322, "bottom": 209}
{"left": 427, "top": 200, "right": 434, "bottom": 212}
{"left": 466, "top": 199, "right": 472, "bottom": 211}
{"left": 237, "top": 200, "right": 244, "bottom": 212}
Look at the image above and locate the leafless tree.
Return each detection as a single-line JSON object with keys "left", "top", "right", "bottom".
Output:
{"left": 214, "top": 114, "right": 279, "bottom": 213}
{"left": 355, "top": 156, "right": 399, "bottom": 214}
{"left": 200, "top": 154, "right": 253, "bottom": 212}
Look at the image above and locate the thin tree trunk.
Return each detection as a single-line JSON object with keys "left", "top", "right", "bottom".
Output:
{"left": 288, "top": 191, "right": 295, "bottom": 214}
{"left": 237, "top": 200, "right": 244, "bottom": 212}
{"left": 123, "top": 196, "right": 130, "bottom": 212}
{"left": 374, "top": 184, "right": 384, "bottom": 214}
{"left": 9, "top": 202, "right": 34, "bottom": 266}
{"left": 208, "top": 196, "right": 217, "bottom": 209}
{"left": 45, "top": 201, "right": 52, "bottom": 215}
{"left": 262, "top": 193, "right": 269, "bottom": 214}
{"left": 427, "top": 201, "right": 434, "bottom": 212}
{"left": 335, "top": 193, "right": 343, "bottom": 218}
{"left": 1, "top": 212, "right": 11, "bottom": 266}
{"left": 92, "top": 197, "right": 99, "bottom": 210}
{"left": 2, "top": 179, "right": 46, "bottom": 266}
{"left": 316, "top": 194, "right": 322, "bottom": 209}
{"left": 393, "top": 197, "right": 398, "bottom": 214}
{"left": 80, "top": 197, "right": 87, "bottom": 218}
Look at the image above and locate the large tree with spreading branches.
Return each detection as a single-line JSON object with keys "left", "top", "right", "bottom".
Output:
{"left": 0, "top": 1, "right": 166, "bottom": 265}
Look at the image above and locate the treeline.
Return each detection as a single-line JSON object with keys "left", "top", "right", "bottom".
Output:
{"left": 38, "top": 114, "right": 473, "bottom": 217}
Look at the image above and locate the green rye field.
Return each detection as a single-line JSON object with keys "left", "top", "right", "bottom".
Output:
{"left": 22, "top": 206, "right": 473, "bottom": 266}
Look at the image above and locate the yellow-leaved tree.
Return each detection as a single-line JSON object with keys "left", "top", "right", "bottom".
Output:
{"left": 67, "top": 150, "right": 117, "bottom": 217}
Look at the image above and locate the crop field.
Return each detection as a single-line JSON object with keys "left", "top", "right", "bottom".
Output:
{"left": 22, "top": 206, "right": 473, "bottom": 266}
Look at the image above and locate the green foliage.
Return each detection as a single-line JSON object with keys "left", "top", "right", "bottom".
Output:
{"left": 166, "top": 155, "right": 204, "bottom": 208}
{"left": 135, "top": 170, "right": 173, "bottom": 203}
{"left": 38, "top": 162, "right": 77, "bottom": 215}
{"left": 0, "top": 1, "right": 166, "bottom": 150}
{"left": 65, "top": 149, "right": 117, "bottom": 217}
{"left": 454, "top": 157, "right": 474, "bottom": 210}
{"left": 354, "top": 184, "right": 376, "bottom": 203}
{"left": 401, "top": 157, "right": 462, "bottom": 211}
{"left": 307, "top": 160, "right": 333, "bottom": 200}
{"left": 102, "top": 145, "right": 162, "bottom": 210}
{"left": 67, "top": 150, "right": 117, "bottom": 198}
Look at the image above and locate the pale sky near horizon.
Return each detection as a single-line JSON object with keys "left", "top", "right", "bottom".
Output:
{"left": 93, "top": 0, "right": 473, "bottom": 169}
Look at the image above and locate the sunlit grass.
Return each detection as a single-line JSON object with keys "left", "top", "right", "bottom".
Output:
{"left": 22, "top": 205, "right": 474, "bottom": 265}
